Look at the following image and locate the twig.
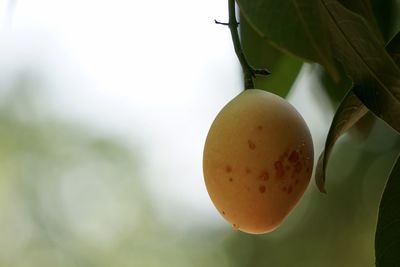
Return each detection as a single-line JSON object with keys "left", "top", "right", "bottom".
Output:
{"left": 226, "top": 0, "right": 271, "bottom": 89}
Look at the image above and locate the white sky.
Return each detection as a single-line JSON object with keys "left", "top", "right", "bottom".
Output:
{"left": 0, "top": 0, "right": 332, "bottom": 229}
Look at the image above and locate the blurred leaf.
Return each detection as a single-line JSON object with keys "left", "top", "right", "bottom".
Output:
{"left": 387, "top": 31, "right": 400, "bottom": 67}
{"left": 322, "top": 0, "right": 400, "bottom": 134}
{"left": 348, "top": 111, "right": 376, "bottom": 140}
{"left": 318, "top": 62, "right": 352, "bottom": 106}
{"left": 240, "top": 14, "right": 303, "bottom": 97}
{"left": 315, "top": 88, "right": 368, "bottom": 193}
{"left": 375, "top": 153, "right": 400, "bottom": 267}
{"left": 236, "top": 0, "right": 338, "bottom": 80}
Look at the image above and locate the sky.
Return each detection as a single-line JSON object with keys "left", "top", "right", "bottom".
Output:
{"left": 0, "top": 0, "right": 332, "bottom": 230}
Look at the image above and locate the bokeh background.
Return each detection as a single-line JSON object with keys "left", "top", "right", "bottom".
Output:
{"left": 0, "top": 0, "right": 399, "bottom": 266}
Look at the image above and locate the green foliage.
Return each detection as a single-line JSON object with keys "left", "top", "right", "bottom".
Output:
{"left": 316, "top": 61, "right": 352, "bottom": 107}
{"left": 336, "top": 0, "right": 384, "bottom": 41}
{"left": 240, "top": 14, "right": 303, "bottom": 97}
{"left": 237, "top": 0, "right": 338, "bottom": 79}
{"left": 236, "top": 0, "right": 400, "bottom": 264}
{"left": 375, "top": 154, "right": 400, "bottom": 267}
{"left": 315, "top": 88, "right": 368, "bottom": 192}
{"left": 323, "top": 1, "right": 400, "bottom": 134}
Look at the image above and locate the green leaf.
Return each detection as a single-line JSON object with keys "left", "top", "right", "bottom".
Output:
{"left": 254, "top": 57, "right": 302, "bottom": 97}
{"left": 315, "top": 88, "right": 368, "bottom": 193}
{"left": 237, "top": 0, "right": 400, "bottom": 134}
{"left": 337, "top": 0, "right": 384, "bottom": 42}
{"left": 240, "top": 14, "right": 303, "bottom": 97}
{"left": 240, "top": 13, "right": 281, "bottom": 68}
{"left": 387, "top": 31, "right": 400, "bottom": 67}
{"left": 236, "top": 0, "right": 338, "bottom": 80}
{"left": 322, "top": 0, "right": 400, "bottom": 134}
{"left": 353, "top": 84, "right": 400, "bottom": 133}
{"left": 375, "top": 153, "right": 400, "bottom": 267}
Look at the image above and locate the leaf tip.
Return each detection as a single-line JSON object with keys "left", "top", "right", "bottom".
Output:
{"left": 315, "top": 152, "right": 328, "bottom": 194}
{"left": 319, "top": 185, "right": 328, "bottom": 194}
{"left": 315, "top": 177, "right": 327, "bottom": 194}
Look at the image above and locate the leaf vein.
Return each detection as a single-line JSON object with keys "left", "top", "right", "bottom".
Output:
{"left": 321, "top": 0, "right": 400, "bottom": 104}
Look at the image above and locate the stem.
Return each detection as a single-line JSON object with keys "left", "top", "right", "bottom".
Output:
{"left": 227, "top": 0, "right": 270, "bottom": 90}
{"left": 228, "top": 0, "right": 253, "bottom": 89}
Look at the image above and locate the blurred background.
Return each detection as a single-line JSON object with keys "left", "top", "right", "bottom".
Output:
{"left": 0, "top": 0, "right": 399, "bottom": 266}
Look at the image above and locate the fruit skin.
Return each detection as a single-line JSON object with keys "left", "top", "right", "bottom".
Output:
{"left": 203, "top": 89, "right": 313, "bottom": 234}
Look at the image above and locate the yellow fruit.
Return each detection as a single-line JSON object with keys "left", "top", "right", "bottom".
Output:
{"left": 203, "top": 89, "right": 313, "bottom": 234}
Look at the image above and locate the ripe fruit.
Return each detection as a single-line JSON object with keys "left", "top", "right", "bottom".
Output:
{"left": 203, "top": 89, "right": 314, "bottom": 234}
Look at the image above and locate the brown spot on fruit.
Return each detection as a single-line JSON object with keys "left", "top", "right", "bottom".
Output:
{"left": 222, "top": 210, "right": 226, "bottom": 215}
{"left": 229, "top": 177, "right": 233, "bottom": 182}
{"left": 226, "top": 165, "right": 232, "bottom": 173}
{"left": 257, "top": 125, "right": 263, "bottom": 131}
{"left": 258, "top": 170, "right": 269, "bottom": 181}
{"left": 274, "top": 161, "right": 285, "bottom": 179}
{"left": 245, "top": 167, "right": 252, "bottom": 174}
{"left": 288, "top": 151, "right": 299, "bottom": 163}
{"left": 306, "top": 167, "right": 310, "bottom": 173}
{"left": 282, "top": 186, "right": 287, "bottom": 192}
{"left": 279, "top": 150, "right": 290, "bottom": 163}
{"left": 287, "top": 186, "right": 293, "bottom": 194}
{"left": 248, "top": 139, "right": 256, "bottom": 150}
{"left": 259, "top": 185, "right": 266, "bottom": 193}
{"left": 284, "top": 151, "right": 288, "bottom": 157}
{"left": 232, "top": 223, "right": 239, "bottom": 230}
{"left": 294, "top": 162, "right": 302, "bottom": 173}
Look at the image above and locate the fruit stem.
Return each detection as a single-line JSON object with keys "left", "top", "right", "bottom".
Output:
{"left": 227, "top": 0, "right": 271, "bottom": 89}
